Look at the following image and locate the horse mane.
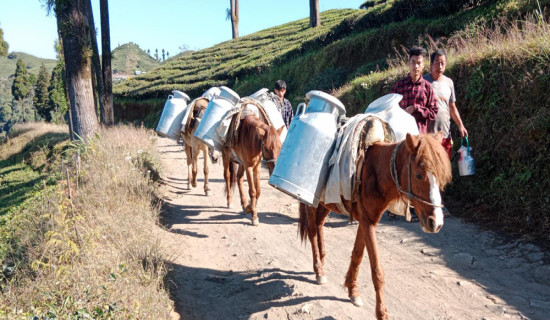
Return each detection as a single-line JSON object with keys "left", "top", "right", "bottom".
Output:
{"left": 415, "top": 135, "right": 453, "bottom": 189}
{"left": 240, "top": 115, "right": 279, "bottom": 152}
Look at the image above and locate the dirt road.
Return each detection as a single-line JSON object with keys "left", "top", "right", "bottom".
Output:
{"left": 156, "top": 137, "right": 550, "bottom": 320}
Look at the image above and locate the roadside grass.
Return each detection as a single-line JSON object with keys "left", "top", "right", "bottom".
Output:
{"left": 0, "top": 123, "right": 173, "bottom": 319}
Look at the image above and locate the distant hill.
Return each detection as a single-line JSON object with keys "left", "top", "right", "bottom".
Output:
{"left": 111, "top": 42, "right": 160, "bottom": 75}
{"left": 0, "top": 52, "right": 57, "bottom": 79}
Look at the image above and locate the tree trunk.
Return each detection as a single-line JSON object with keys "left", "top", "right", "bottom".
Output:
{"left": 309, "top": 0, "right": 320, "bottom": 27}
{"left": 100, "top": 0, "right": 114, "bottom": 126}
{"left": 230, "top": 0, "right": 239, "bottom": 39}
{"left": 55, "top": 0, "right": 99, "bottom": 142}
{"left": 85, "top": 0, "right": 105, "bottom": 125}
{"left": 56, "top": 27, "right": 75, "bottom": 141}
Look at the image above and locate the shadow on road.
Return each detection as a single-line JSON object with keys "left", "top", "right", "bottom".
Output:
{"left": 164, "top": 263, "right": 347, "bottom": 319}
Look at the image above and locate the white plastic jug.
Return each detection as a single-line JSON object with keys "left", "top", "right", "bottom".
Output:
{"left": 249, "top": 88, "right": 288, "bottom": 144}
{"left": 364, "top": 93, "right": 418, "bottom": 141}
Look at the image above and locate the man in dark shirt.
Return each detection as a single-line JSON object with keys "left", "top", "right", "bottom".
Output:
{"left": 272, "top": 80, "right": 294, "bottom": 128}
{"left": 391, "top": 46, "right": 438, "bottom": 134}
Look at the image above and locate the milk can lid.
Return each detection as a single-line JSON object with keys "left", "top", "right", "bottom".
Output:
{"left": 219, "top": 86, "right": 241, "bottom": 104}
{"left": 365, "top": 93, "right": 402, "bottom": 113}
{"left": 305, "top": 90, "right": 346, "bottom": 115}
{"left": 172, "top": 90, "right": 190, "bottom": 102}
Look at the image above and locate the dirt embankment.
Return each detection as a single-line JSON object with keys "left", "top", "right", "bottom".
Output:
{"left": 155, "top": 136, "right": 550, "bottom": 320}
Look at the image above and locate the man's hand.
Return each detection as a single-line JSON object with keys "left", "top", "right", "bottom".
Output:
{"left": 459, "top": 125, "right": 468, "bottom": 138}
{"left": 405, "top": 105, "right": 415, "bottom": 114}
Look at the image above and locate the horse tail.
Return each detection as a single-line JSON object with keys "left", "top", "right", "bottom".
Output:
{"left": 298, "top": 202, "right": 309, "bottom": 243}
{"left": 225, "top": 161, "right": 239, "bottom": 196}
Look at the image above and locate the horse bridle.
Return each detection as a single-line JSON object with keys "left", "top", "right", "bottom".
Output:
{"left": 261, "top": 142, "right": 277, "bottom": 164}
{"left": 390, "top": 141, "right": 443, "bottom": 208}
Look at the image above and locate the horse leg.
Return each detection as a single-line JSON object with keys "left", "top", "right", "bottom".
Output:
{"left": 344, "top": 225, "right": 366, "bottom": 308}
{"left": 202, "top": 146, "right": 210, "bottom": 196}
{"left": 236, "top": 165, "right": 248, "bottom": 212}
{"left": 316, "top": 205, "right": 330, "bottom": 283}
{"left": 191, "top": 147, "right": 198, "bottom": 188}
{"left": 222, "top": 155, "right": 232, "bottom": 208}
{"left": 185, "top": 143, "right": 192, "bottom": 190}
{"left": 306, "top": 205, "right": 328, "bottom": 284}
{"left": 362, "top": 222, "right": 388, "bottom": 320}
{"left": 244, "top": 165, "right": 259, "bottom": 226}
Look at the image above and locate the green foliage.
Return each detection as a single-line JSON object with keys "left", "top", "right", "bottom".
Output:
{"left": 11, "top": 59, "right": 31, "bottom": 101}
{"left": 34, "top": 64, "right": 52, "bottom": 121}
{"left": 48, "top": 63, "right": 69, "bottom": 124}
{"left": 0, "top": 26, "right": 8, "bottom": 57}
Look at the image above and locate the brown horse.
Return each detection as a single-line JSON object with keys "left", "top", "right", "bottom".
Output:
{"left": 223, "top": 114, "right": 283, "bottom": 225}
{"left": 181, "top": 98, "right": 219, "bottom": 195}
{"left": 299, "top": 133, "right": 452, "bottom": 320}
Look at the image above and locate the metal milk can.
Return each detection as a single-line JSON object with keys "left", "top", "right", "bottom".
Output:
{"left": 268, "top": 90, "right": 346, "bottom": 207}
{"left": 181, "top": 87, "right": 221, "bottom": 133}
{"left": 249, "top": 88, "right": 288, "bottom": 143}
{"left": 156, "top": 90, "right": 190, "bottom": 140}
{"left": 193, "top": 86, "right": 240, "bottom": 150}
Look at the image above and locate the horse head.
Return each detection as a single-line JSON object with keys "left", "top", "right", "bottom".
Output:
{"left": 400, "top": 133, "right": 452, "bottom": 233}
{"left": 259, "top": 125, "right": 284, "bottom": 175}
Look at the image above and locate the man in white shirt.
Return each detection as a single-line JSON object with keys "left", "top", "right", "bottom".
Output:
{"left": 424, "top": 49, "right": 468, "bottom": 158}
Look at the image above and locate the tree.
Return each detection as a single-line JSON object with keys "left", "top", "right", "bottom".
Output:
{"left": 100, "top": 0, "right": 114, "bottom": 126}
{"left": 48, "top": 63, "right": 69, "bottom": 124}
{"left": 0, "top": 25, "right": 8, "bottom": 56}
{"left": 49, "top": 0, "right": 99, "bottom": 141}
{"left": 227, "top": 0, "right": 239, "bottom": 39}
{"left": 155, "top": 48, "right": 159, "bottom": 61}
{"left": 84, "top": 0, "right": 105, "bottom": 125}
{"left": 162, "top": 48, "right": 165, "bottom": 61}
{"left": 166, "top": 51, "right": 170, "bottom": 59}
{"left": 11, "top": 59, "right": 31, "bottom": 101}
{"left": 147, "top": 48, "right": 150, "bottom": 55}
{"left": 309, "top": 0, "right": 320, "bottom": 27}
{"left": 34, "top": 64, "right": 52, "bottom": 121}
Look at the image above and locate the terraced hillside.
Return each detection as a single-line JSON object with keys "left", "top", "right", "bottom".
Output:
{"left": 113, "top": 9, "right": 365, "bottom": 99}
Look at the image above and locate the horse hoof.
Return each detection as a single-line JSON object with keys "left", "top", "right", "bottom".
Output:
{"left": 205, "top": 190, "right": 210, "bottom": 196}
{"left": 316, "top": 275, "right": 327, "bottom": 284}
{"left": 251, "top": 218, "right": 260, "bottom": 226}
{"left": 227, "top": 203, "right": 233, "bottom": 209}
{"left": 350, "top": 296, "right": 364, "bottom": 307}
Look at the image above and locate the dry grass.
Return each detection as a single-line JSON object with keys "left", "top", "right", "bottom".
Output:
{"left": 1, "top": 124, "right": 174, "bottom": 319}
{"left": 385, "top": 13, "right": 550, "bottom": 73}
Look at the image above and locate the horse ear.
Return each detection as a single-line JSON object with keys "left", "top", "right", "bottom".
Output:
{"left": 276, "top": 126, "right": 284, "bottom": 136}
{"left": 433, "top": 131, "right": 445, "bottom": 144}
{"left": 405, "top": 133, "right": 420, "bottom": 154}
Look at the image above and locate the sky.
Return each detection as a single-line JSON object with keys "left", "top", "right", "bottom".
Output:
{"left": 0, "top": 0, "right": 365, "bottom": 60}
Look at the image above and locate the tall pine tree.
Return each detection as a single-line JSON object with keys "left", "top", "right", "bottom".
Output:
{"left": 34, "top": 64, "right": 52, "bottom": 121}
{"left": 12, "top": 59, "right": 31, "bottom": 101}
{"left": 48, "top": 63, "right": 69, "bottom": 124}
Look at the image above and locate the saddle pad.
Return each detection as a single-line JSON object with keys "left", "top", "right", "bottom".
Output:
{"left": 323, "top": 115, "right": 394, "bottom": 206}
